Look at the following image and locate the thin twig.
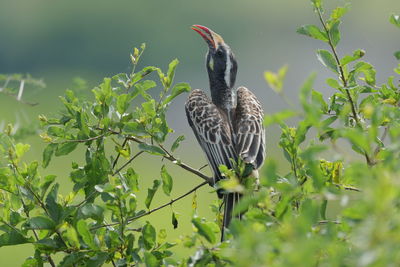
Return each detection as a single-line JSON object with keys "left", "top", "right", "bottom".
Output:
{"left": 91, "top": 181, "right": 208, "bottom": 230}
{"left": 113, "top": 151, "right": 144, "bottom": 176}
{"left": 333, "top": 183, "right": 362, "bottom": 192}
{"left": 112, "top": 138, "right": 128, "bottom": 169}
{"left": 55, "top": 134, "right": 105, "bottom": 143}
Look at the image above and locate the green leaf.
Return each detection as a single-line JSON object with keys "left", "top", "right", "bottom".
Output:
{"left": 166, "top": 59, "right": 179, "bottom": 88}
{"left": 0, "top": 230, "right": 31, "bottom": 247}
{"left": 320, "top": 199, "right": 328, "bottom": 220}
{"left": 77, "top": 220, "right": 97, "bottom": 250}
{"left": 86, "top": 252, "right": 108, "bottom": 267}
{"left": 26, "top": 216, "right": 55, "bottom": 230}
{"left": 394, "top": 51, "right": 400, "bottom": 60}
{"left": 390, "top": 14, "right": 400, "bottom": 28}
{"left": 142, "top": 222, "right": 156, "bottom": 250}
{"left": 349, "top": 61, "right": 376, "bottom": 86}
{"left": 172, "top": 211, "right": 178, "bottom": 229}
{"left": 161, "top": 165, "right": 173, "bottom": 196}
{"left": 15, "top": 143, "right": 30, "bottom": 158}
{"left": 340, "top": 49, "right": 365, "bottom": 66}
{"left": 171, "top": 135, "right": 185, "bottom": 152}
{"left": 126, "top": 168, "right": 139, "bottom": 192}
{"left": 312, "top": 90, "right": 328, "bottom": 113}
{"left": 297, "top": 25, "right": 328, "bottom": 42}
{"left": 316, "top": 49, "right": 338, "bottom": 73}
{"left": 192, "top": 217, "right": 216, "bottom": 244}
{"left": 42, "top": 143, "right": 57, "bottom": 168}
{"left": 144, "top": 252, "right": 159, "bottom": 267}
{"left": 163, "top": 83, "right": 191, "bottom": 104}
{"left": 264, "top": 65, "right": 288, "bottom": 94}
{"left": 329, "top": 5, "right": 350, "bottom": 21}
{"left": 145, "top": 180, "right": 161, "bottom": 209}
{"left": 264, "top": 110, "right": 297, "bottom": 127}
{"left": 117, "top": 94, "right": 130, "bottom": 114}
{"left": 79, "top": 203, "right": 104, "bottom": 222}
{"left": 55, "top": 142, "right": 78, "bottom": 156}
{"left": 329, "top": 21, "right": 341, "bottom": 47}
{"left": 326, "top": 78, "right": 341, "bottom": 89}
{"left": 138, "top": 143, "right": 167, "bottom": 156}
{"left": 311, "top": 0, "right": 321, "bottom": 8}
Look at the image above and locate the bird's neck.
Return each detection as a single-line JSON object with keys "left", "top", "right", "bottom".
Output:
{"left": 210, "top": 83, "right": 236, "bottom": 111}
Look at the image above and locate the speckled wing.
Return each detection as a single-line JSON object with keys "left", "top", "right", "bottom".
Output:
{"left": 234, "top": 86, "right": 265, "bottom": 169}
{"left": 185, "top": 89, "right": 237, "bottom": 185}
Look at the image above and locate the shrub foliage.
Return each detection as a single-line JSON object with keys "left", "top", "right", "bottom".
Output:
{"left": 0, "top": 0, "right": 400, "bottom": 266}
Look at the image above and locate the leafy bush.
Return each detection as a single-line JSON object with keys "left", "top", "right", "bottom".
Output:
{"left": 0, "top": 0, "right": 399, "bottom": 266}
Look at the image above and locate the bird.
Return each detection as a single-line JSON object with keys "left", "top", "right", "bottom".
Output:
{"left": 185, "top": 25, "right": 265, "bottom": 240}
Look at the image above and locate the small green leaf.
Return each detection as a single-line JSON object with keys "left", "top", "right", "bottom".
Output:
{"left": 15, "top": 143, "right": 30, "bottom": 158}
{"left": 394, "top": 51, "right": 400, "bottom": 60}
{"left": 117, "top": 94, "right": 130, "bottom": 114}
{"left": 166, "top": 59, "right": 179, "bottom": 88}
{"left": 77, "top": 220, "right": 97, "bottom": 250}
{"left": 329, "top": 5, "right": 350, "bottom": 21}
{"left": 42, "top": 143, "right": 57, "bottom": 168}
{"left": 326, "top": 78, "right": 341, "bottom": 89}
{"left": 144, "top": 252, "right": 159, "bottom": 267}
{"left": 126, "top": 168, "right": 139, "bottom": 192}
{"left": 316, "top": 49, "right": 338, "bottom": 73}
{"left": 138, "top": 143, "right": 167, "bottom": 156}
{"left": 27, "top": 216, "right": 55, "bottom": 230}
{"left": 145, "top": 180, "right": 161, "bottom": 209}
{"left": 340, "top": 49, "right": 365, "bottom": 66}
{"left": 192, "top": 217, "right": 216, "bottom": 244}
{"left": 312, "top": 90, "right": 328, "bottom": 113}
{"left": 142, "top": 222, "right": 156, "bottom": 250}
{"left": 171, "top": 135, "right": 185, "bottom": 152}
{"left": 297, "top": 25, "right": 328, "bottom": 42}
{"left": 79, "top": 203, "right": 104, "bottom": 222}
{"left": 172, "top": 211, "right": 178, "bottom": 229}
{"left": 320, "top": 199, "right": 328, "bottom": 220}
{"left": 161, "top": 165, "right": 173, "bottom": 196}
{"left": 86, "top": 252, "right": 108, "bottom": 267}
{"left": 329, "top": 21, "right": 341, "bottom": 47}
{"left": 264, "top": 65, "right": 288, "bottom": 94}
{"left": 390, "top": 14, "right": 400, "bottom": 28}
{"left": 311, "top": 0, "right": 321, "bottom": 8}
{"left": 0, "top": 230, "right": 31, "bottom": 247}
{"left": 55, "top": 142, "right": 78, "bottom": 156}
{"left": 163, "top": 83, "right": 191, "bottom": 104}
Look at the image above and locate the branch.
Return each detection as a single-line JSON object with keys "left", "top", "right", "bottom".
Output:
{"left": 91, "top": 181, "right": 208, "bottom": 230}
{"left": 104, "top": 128, "right": 213, "bottom": 184}
{"left": 112, "top": 151, "right": 144, "bottom": 176}
{"left": 316, "top": 7, "right": 374, "bottom": 166}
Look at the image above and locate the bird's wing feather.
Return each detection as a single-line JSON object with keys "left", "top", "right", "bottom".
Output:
{"left": 234, "top": 86, "right": 265, "bottom": 169}
{"left": 185, "top": 89, "right": 237, "bottom": 185}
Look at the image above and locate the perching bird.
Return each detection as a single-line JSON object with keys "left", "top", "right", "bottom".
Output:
{"left": 185, "top": 25, "right": 265, "bottom": 240}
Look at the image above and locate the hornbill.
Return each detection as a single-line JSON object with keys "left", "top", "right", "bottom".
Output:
{"left": 185, "top": 25, "right": 265, "bottom": 240}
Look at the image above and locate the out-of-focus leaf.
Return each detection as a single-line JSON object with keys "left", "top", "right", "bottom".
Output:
{"left": 172, "top": 211, "right": 178, "bottom": 229}
{"left": 139, "top": 143, "right": 166, "bottom": 156}
{"left": 171, "top": 135, "right": 185, "bottom": 152}
{"left": 145, "top": 180, "right": 161, "bottom": 209}
{"left": 77, "top": 220, "right": 97, "bottom": 250}
{"left": 42, "top": 143, "right": 57, "bottom": 168}
{"left": 329, "top": 21, "right": 341, "bottom": 47}
{"left": 161, "top": 165, "right": 173, "bottom": 196}
{"left": 390, "top": 14, "right": 400, "bottom": 28}
{"left": 144, "top": 252, "right": 159, "bottom": 267}
{"left": 192, "top": 217, "right": 216, "bottom": 244}
{"left": 142, "top": 222, "right": 156, "bottom": 250}
{"left": 55, "top": 142, "right": 78, "bottom": 156}
{"left": 163, "top": 83, "right": 191, "bottom": 104}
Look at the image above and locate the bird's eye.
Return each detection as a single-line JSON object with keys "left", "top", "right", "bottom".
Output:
{"left": 216, "top": 49, "right": 224, "bottom": 57}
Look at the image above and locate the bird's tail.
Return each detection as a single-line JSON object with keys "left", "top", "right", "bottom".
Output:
{"left": 221, "top": 192, "right": 242, "bottom": 241}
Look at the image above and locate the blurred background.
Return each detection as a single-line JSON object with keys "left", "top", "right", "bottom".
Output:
{"left": 0, "top": 0, "right": 399, "bottom": 265}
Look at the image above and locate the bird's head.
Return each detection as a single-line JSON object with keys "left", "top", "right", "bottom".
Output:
{"left": 192, "top": 25, "right": 238, "bottom": 90}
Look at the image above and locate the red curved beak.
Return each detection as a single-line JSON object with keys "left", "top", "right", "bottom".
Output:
{"left": 191, "top": 24, "right": 216, "bottom": 49}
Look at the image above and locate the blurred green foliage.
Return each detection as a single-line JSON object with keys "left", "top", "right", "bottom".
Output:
{"left": 1, "top": 0, "right": 400, "bottom": 266}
